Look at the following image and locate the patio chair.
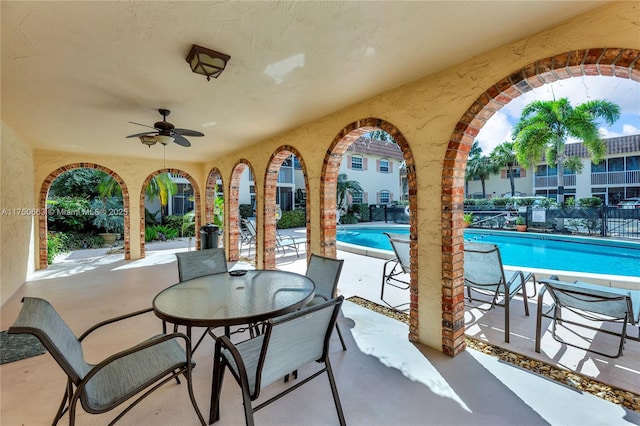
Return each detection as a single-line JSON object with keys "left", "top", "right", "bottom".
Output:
{"left": 174, "top": 248, "right": 228, "bottom": 349}
{"left": 8, "top": 297, "right": 205, "bottom": 426}
{"left": 209, "top": 297, "right": 346, "bottom": 426}
{"left": 240, "top": 219, "right": 257, "bottom": 256}
{"left": 464, "top": 241, "right": 533, "bottom": 343}
{"left": 305, "top": 253, "right": 347, "bottom": 350}
{"left": 535, "top": 278, "right": 640, "bottom": 358}
{"left": 175, "top": 247, "right": 228, "bottom": 282}
{"left": 380, "top": 232, "right": 411, "bottom": 311}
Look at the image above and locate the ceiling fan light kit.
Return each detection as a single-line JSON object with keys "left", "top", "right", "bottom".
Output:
{"left": 126, "top": 109, "right": 204, "bottom": 148}
{"left": 186, "top": 44, "right": 231, "bottom": 81}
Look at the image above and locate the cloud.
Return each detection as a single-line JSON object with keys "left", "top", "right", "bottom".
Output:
{"left": 475, "top": 111, "right": 513, "bottom": 153}
{"left": 477, "top": 76, "right": 640, "bottom": 151}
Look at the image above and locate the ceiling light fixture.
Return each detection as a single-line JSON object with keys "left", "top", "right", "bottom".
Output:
{"left": 139, "top": 134, "right": 175, "bottom": 147}
{"left": 186, "top": 44, "right": 231, "bottom": 81}
{"left": 139, "top": 135, "right": 157, "bottom": 147}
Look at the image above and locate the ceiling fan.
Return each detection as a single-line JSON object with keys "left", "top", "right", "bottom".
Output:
{"left": 126, "top": 109, "right": 204, "bottom": 147}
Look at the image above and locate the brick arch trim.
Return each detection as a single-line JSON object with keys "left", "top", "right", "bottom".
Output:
{"left": 320, "top": 117, "right": 418, "bottom": 339}
{"left": 263, "top": 146, "right": 310, "bottom": 270}
{"left": 441, "top": 47, "right": 640, "bottom": 357}
{"left": 38, "top": 163, "right": 131, "bottom": 269}
{"left": 228, "top": 160, "right": 255, "bottom": 263}
{"left": 139, "top": 168, "right": 200, "bottom": 258}
{"left": 206, "top": 167, "right": 224, "bottom": 252}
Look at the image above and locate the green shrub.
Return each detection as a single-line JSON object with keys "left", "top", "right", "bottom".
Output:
{"left": 463, "top": 199, "right": 476, "bottom": 206}
{"left": 239, "top": 204, "right": 253, "bottom": 218}
{"left": 47, "top": 232, "right": 68, "bottom": 264}
{"left": 577, "top": 197, "right": 603, "bottom": 208}
{"left": 277, "top": 210, "right": 306, "bottom": 229}
{"left": 59, "top": 231, "right": 103, "bottom": 251}
{"left": 162, "top": 215, "right": 183, "bottom": 231}
{"left": 340, "top": 213, "right": 359, "bottom": 224}
{"left": 155, "top": 225, "right": 178, "bottom": 240}
{"left": 47, "top": 197, "right": 93, "bottom": 232}
{"left": 492, "top": 197, "right": 510, "bottom": 206}
{"left": 350, "top": 203, "right": 370, "bottom": 222}
{"left": 145, "top": 226, "right": 158, "bottom": 242}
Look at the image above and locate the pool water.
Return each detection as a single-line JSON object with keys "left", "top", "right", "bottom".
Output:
{"left": 336, "top": 227, "right": 640, "bottom": 278}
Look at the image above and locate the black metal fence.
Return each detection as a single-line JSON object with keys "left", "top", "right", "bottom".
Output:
{"left": 464, "top": 205, "right": 640, "bottom": 239}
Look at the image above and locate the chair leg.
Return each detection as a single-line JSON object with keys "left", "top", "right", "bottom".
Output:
{"left": 185, "top": 366, "right": 206, "bottom": 425}
{"left": 335, "top": 323, "right": 347, "bottom": 351}
{"left": 325, "top": 358, "right": 346, "bottom": 426}
{"left": 209, "top": 357, "right": 226, "bottom": 424}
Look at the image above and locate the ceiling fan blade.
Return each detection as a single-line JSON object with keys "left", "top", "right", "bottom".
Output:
{"left": 173, "top": 134, "right": 191, "bottom": 147}
{"left": 173, "top": 128, "right": 204, "bottom": 137}
{"left": 128, "top": 121, "right": 159, "bottom": 130}
{"left": 126, "top": 131, "right": 158, "bottom": 138}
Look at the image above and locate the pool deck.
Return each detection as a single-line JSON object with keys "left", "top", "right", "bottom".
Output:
{"left": 1, "top": 233, "right": 638, "bottom": 425}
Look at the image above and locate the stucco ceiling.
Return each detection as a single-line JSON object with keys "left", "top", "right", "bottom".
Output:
{"left": 1, "top": 1, "right": 608, "bottom": 163}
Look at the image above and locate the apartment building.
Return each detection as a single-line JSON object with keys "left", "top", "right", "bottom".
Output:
{"left": 466, "top": 134, "right": 640, "bottom": 205}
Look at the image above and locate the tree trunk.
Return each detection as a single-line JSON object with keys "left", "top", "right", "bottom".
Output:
{"left": 556, "top": 156, "right": 565, "bottom": 230}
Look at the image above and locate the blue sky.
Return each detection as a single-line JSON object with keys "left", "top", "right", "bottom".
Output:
{"left": 475, "top": 76, "right": 640, "bottom": 154}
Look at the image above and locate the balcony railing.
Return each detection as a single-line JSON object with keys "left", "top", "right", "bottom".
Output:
{"left": 534, "top": 174, "right": 575, "bottom": 188}
{"left": 591, "top": 170, "right": 640, "bottom": 186}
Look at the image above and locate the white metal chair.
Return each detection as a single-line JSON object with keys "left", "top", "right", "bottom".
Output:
{"left": 464, "top": 241, "right": 533, "bottom": 343}
{"left": 380, "top": 232, "right": 411, "bottom": 311}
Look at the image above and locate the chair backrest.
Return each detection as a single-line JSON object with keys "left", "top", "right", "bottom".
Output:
{"left": 9, "top": 297, "right": 91, "bottom": 384}
{"left": 305, "top": 254, "right": 344, "bottom": 300}
{"left": 256, "top": 297, "right": 343, "bottom": 392}
{"left": 175, "top": 248, "right": 228, "bottom": 282}
{"left": 463, "top": 241, "right": 506, "bottom": 289}
{"left": 241, "top": 218, "right": 257, "bottom": 237}
{"left": 384, "top": 233, "right": 411, "bottom": 273}
{"left": 540, "top": 279, "right": 633, "bottom": 321}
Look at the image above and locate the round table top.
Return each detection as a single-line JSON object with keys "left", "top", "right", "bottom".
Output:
{"left": 152, "top": 269, "right": 315, "bottom": 328}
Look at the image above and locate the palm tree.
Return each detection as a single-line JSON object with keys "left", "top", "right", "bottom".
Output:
{"left": 146, "top": 173, "right": 178, "bottom": 216}
{"left": 512, "top": 98, "right": 620, "bottom": 204}
{"left": 336, "top": 173, "right": 363, "bottom": 211}
{"left": 465, "top": 142, "right": 498, "bottom": 198}
{"left": 490, "top": 141, "right": 519, "bottom": 197}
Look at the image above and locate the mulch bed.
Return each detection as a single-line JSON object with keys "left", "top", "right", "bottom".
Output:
{"left": 346, "top": 296, "right": 640, "bottom": 412}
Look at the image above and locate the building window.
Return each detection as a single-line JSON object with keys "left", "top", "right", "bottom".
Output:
{"left": 591, "top": 161, "right": 606, "bottom": 173}
{"left": 627, "top": 155, "right": 640, "bottom": 171}
{"left": 379, "top": 159, "right": 389, "bottom": 173}
{"left": 506, "top": 168, "right": 521, "bottom": 178}
{"left": 351, "top": 155, "right": 363, "bottom": 170}
{"left": 351, "top": 190, "right": 364, "bottom": 204}
{"left": 608, "top": 157, "right": 624, "bottom": 172}
{"left": 379, "top": 190, "right": 390, "bottom": 204}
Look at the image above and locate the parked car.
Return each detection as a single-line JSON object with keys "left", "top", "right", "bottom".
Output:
{"left": 617, "top": 198, "right": 640, "bottom": 209}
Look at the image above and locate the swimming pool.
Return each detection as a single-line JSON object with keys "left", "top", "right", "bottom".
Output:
{"left": 336, "top": 226, "right": 640, "bottom": 278}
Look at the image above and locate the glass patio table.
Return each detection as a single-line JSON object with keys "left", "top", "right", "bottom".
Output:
{"left": 152, "top": 269, "right": 315, "bottom": 342}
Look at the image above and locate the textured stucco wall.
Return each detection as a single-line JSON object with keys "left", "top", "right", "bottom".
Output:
{"left": 202, "top": 2, "right": 640, "bottom": 348}
{"left": 1, "top": 122, "right": 35, "bottom": 306}
{"left": 2, "top": 2, "right": 638, "bottom": 349}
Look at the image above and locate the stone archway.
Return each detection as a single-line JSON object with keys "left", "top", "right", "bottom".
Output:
{"left": 227, "top": 160, "right": 255, "bottom": 263}
{"left": 263, "top": 146, "right": 309, "bottom": 270}
{"left": 38, "top": 163, "right": 130, "bottom": 269}
{"left": 320, "top": 118, "right": 418, "bottom": 339}
{"left": 139, "top": 168, "right": 200, "bottom": 258}
{"left": 441, "top": 47, "right": 640, "bottom": 357}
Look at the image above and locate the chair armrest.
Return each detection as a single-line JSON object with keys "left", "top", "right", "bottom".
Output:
{"left": 78, "top": 307, "right": 154, "bottom": 341}
{"left": 216, "top": 335, "right": 255, "bottom": 395}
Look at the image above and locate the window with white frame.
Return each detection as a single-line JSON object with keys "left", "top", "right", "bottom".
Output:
{"left": 379, "top": 190, "right": 390, "bottom": 204}
{"left": 379, "top": 159, "right": 390, "bottom": 173}
{"left": 351, "top": 155, "right": 363, "bottom": 170}
{"left": 351, "top": 190, "right": 364, "bottom": 204}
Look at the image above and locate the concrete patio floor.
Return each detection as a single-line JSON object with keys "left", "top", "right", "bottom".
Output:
{"left": 1, "top": 241, "right": 639, "bottom": 425}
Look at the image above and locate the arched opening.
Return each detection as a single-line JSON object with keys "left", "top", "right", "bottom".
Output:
{"left": 442, "top": 47, "right": 640, "bottom": 356}
{"left": 321, "top": 118, "right": 417, "bottom": 339}
{"left": 139, "top": 168, "right": 200, "bottom": 258}
{"left": 205, "top": 167, "right": 224, "bottom": 250}
{"left": 227, "top": 160, "right": 256, "bottom": 263}
{"left": 263, "top": 146, "right": 310, "bottom": 269}
{"left": 38, "top": 164, "right": 130, "bottom": 269}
